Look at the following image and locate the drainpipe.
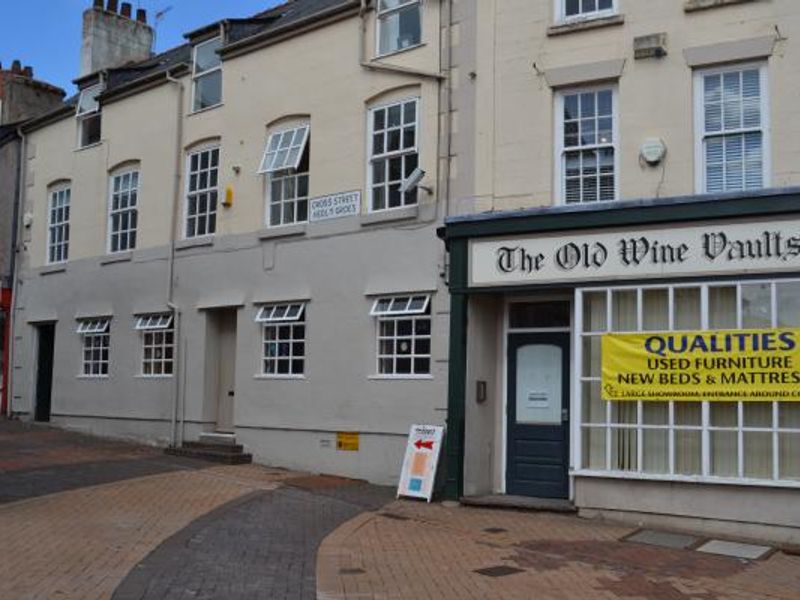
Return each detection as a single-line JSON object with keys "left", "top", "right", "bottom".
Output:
{"left": 165, "top": 71, "right": 184, "bottom": 447}
{"left": 5, "top": 127, "right": 26, "bottom": 418}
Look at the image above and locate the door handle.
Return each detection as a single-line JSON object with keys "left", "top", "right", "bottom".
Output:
{"left": 561, "top": 408, "right": 569, "bottom": 422}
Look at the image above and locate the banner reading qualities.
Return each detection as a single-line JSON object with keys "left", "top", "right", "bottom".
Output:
{"left": 601, "top": 329, "right": 800, "bottom": 402}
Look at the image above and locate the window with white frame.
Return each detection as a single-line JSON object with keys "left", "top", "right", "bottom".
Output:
{"left": 558, "top": 0, "right": 616, "bottom": 22}
{"left": 258, "top": 125, "right": 310, "bottom": 226}
{"left": 372, "top": 294, "right": 431, "bottom": 376}
{"left": 369, "top": 98, "right": 419, "bottom": 211}
{"left": 77, "top": 318, "right": 110, "bottom": 377}
{"left": 76, "top": 83, "right": 103, "bottom": 147}
{"left": 577, "top": 280, "right": 800, "bottom": 483}
{"left": 256, "top": 303, "right": 306, "bottom": 376}
{"left": 557, "top": 87, "right": 616, "bottom": 204}
{"left": 192, "top": 37, "right": 222, "bottom": 111}
{"left": 695, "top": 64, "right": 768, "bottom": 194}
{"left": 109, "top": 170, "right": 139, "bottom": 253}
{"left": 47, "top": 186, "right": 70, "bottom": 264}
{"left": 377, "top": 0, "right": 422, "bottom": 56}
{"left": 135, "top": 313, "right": 174, "bottom": 376}
{"left": 185, "top": 146, "right": 219, "bottom": 238}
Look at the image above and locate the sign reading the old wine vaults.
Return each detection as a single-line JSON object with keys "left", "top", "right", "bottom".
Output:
{"left": 469, "top": 218, "right": 800, "bottom": 287}
{"left": 602, "top": 329, "right": 800, "bottom": 402}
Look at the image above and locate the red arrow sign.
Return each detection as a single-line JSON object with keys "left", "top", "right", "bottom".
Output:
{"left": 414, "top": 439, "right": 434, "bottom": 450}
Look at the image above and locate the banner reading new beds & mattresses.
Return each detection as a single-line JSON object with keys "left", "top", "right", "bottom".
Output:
{"left": 601, "top": 329, "right": 800, "bottom": 401}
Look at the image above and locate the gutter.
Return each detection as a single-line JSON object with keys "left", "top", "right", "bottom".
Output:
{"left": 100, "top": 64, "right": 190, "bottom": 106}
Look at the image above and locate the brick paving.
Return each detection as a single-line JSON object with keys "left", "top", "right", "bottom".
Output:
{"left": 317, "top": 500, "right": 800, "bottom": 600}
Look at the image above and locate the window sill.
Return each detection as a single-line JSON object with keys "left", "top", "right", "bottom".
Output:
{"left": 74, "top": 141, "right": 103, "bottom": 152}
{"left": 257, "top": 224, "right": 307, "bottom": 240}
{"left": 99, "top": 251, "right": 133, "bottom": 265}
{"left": 135, "top": 374, "right": 173, "bottom": 379}
{"left": 188, "top": 103, "right": 223, "bottom": 117}
{"left": 254, "top": 374, "right": 306, "bottom": 380}
{"left": 77, "top": 375, "right": 110, "bottom": 380}
{"left": 684, "top": 0, "right": 755, "bottom": 12}
{"left": 175, "top": 236, "right": 214, "bottom": 251}
{"left": 375, "top": 42, "right": 426, "bottom": 60}
{"left": 573, "top": 469, "right": 800, "bottom": 490}
{"left": 40, "top": 263, "right": 67, "bottom": 276}
{"left": 547, "top": 14, "right": 624, "bottom": 36}
{"left": 368, "top": 374, "right": 434, "bottom": 381}
{"left": 361, "top": 204, "right": 419, "bottom": 227}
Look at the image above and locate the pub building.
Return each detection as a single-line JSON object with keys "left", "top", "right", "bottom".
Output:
{"left": 438, "top": 187, "right": 800, "bottom": 544}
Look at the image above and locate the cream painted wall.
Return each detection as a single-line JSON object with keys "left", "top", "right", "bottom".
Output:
{"left": 464, "top": 0, "right": 800, "bottom": 214}
{"left": 24, "top": 7, "right": 442, "bottom": 268}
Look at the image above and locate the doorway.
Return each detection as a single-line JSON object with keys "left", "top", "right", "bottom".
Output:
{"left": 208, "top": 309, "right": 237, "bottom": 432}
{"left": 505, "top": 308, "right": 571, "bottom": 498}
{"left": 35, "top": 323, "right": 55, "bottom": 422}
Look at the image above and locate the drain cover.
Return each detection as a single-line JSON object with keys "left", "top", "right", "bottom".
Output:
{"left": 625, "top": 529, "right": 699, "bottom": 549}
{"left": 483, "top": 527, "right": 508, "bottom": 534}
{"left": 697, "top": 540, "right": 772, "bottom": 560}
{"left": 339, "top": 568, "right": 366, "bottom": 575}
{"left": 474, "top": 565, "right": 525, "bottom": 578}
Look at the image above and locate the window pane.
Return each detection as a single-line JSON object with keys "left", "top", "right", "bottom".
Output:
{"left": 675, "top": 430, "right": 702, "bottom": 475}
{"left": 509, "top": 301, "right": 570, "bottom": 328}
{"left": 642, "top": 289, "right": 668, "bottom": 331}
{"left": 708, "top": 286, "right": 737, "bottom": 328}
{"left": 642, "top": 430, "right": 668, "bottom": 474}
{"left": 776, "top": 282, "right": 800, "bottom": 327}
{"left": 643, "top": 402, "right": 668, "bottom": 425}
{"left": 743, "top": 403, "right": 772, "bottom": 428}
{"left": 741, "top": 283, "right": 771, "bottom": 328}
{"left": 611, "top": 290, "right": 637, "bottom": 331}
{"left": 710, "top": 402, "right": 737, "bottom": 427}
{"left": 582, "top": 428, "right": 606, "bottom": 469}
{"left": 779, "top": 433, "right": 800, "bottom": 479}
{"left": 582, "top": 336, "right": 601, "bottom": 378}
{"left": 582, "top": 380, "right": 604, "bottom": 424}
{"left": 194, "top": 38, "right": 222, "bottom": 73}
{"left": 674, "top": 288, "right": 701, "bottom": 330}
{"left": 193, "top": 70, "right": 222, "bottom": 111}
{"left": 582, "top": 291, "right": 607, "bottom": 332}
{"left": 675, "top": 402, "right": 701, "bottom": 426}
{"left": 611, "top": 402, "right": 636, "bottom": 425}
{"left": 610, "top": 429, "right": 637, "bottom": 471}
{"left": 743, "top": 431, "right": 773, "bottom": 479}
{"left": 711, "top": 430, "right": 738, "bottom": 477}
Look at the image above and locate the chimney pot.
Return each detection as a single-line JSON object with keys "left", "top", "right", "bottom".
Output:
{"left": 136, "top": 8, "right": 146, "bottom": 23}
{"left": 106, "top": 0, "right": 118, "bottom": 13}
{"left": 93, "top": 0, "right": 103, "bottom": 8}
{"left": 11, "top": 60, "right": 22, "bottom": 74}
{"left": 23, "top": 66, "right": 33, "bottom": 78}
{"left": 120, "top": 2, "right": 131, "bottom": 17}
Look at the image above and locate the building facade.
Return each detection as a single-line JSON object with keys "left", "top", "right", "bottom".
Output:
{"left": 9, "top": 0, "right": 453, "bottom": 484}
{"left": 441, "top": 0, "right": 800, "bottom": 543}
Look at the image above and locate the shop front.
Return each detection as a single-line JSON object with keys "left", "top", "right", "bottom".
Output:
{"left": 440, "top": 188, "right": 800, "bottom": 543}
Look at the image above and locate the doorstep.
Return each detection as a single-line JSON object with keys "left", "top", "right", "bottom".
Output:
{"left": 461, "top": 494, "right": 577, "bottom": 513}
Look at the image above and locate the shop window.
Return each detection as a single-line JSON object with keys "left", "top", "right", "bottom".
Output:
{"left": 258, "top": 125, "right": 310, "bottom": 226}
{"left": 135, "top": 313, "right": 174, "bottom": 376}
{"left": 557, "top": 87, "right": 616, "bottom": 204}
{"left": 576, "top": 281, "right": 800, "bottom": 483}
{"left": 695, "top": 63, "right": 768, "bottom": 193}
{"left": 192, "top": 37, "right": 222, "bottom": 111}
{"left": 377, "top": 0, "right": 421, "bottom": 56}
{"left": 185, "top": 145, "right": 219, "bottom": 238}
{"left": 369, "top": 98, "right": 419, "bottom": 211}
{"left": 76, "top": 318, "right": 110, "bottom": 377}
{"left": 109, "top": 169, "right": 139, "bottom": 253}
{"left": 256, "top": 303, "right": 306, "bottom": 376}
{"left": 76, "top": 83, "right": 103, "bottom": 147}
{"left": 558, "top": 0, "right": 616, "bottom": 22}
{"left": 47, "top": 185, "right": 70, "bottom": 264}
{"left": 372, "top": 294, "right": 431, "bottom": 376}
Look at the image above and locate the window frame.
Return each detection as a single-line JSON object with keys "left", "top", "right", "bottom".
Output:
{"left": 367, "top": 96, "right": 421, "bottom": 213}
{"left": 372, "top": 293, "right": 433, "bottom": 379}
{"left": 183, "top": 144, "right": 220, "bottom": 239}
{"left": 256, "top": 302, "right": 307, "bottom": 378}
{"left": 693, "top": 61, "right": 770, "bottom": 195}
{"left": 107, "top": 168, "right": 140, "bottom": 254}
{"left": 554, "top": 84, "right": 619, "bottom": 205}
{"left": 47, "top": 184, "right": 71, "bottom": 265}
{"left": 260, "top": 124, "right": 311, "bottom": 228}
{"left": 191, "top": 36, "right": 223, "bottom": 112}
{"left": 76, "top": 83, "right": 104, "bottom": 148}
{"left": 136, "top": 313, "right": 175, "bottom": 377}
{"left": 76, "top": 317, "right": 111, "bottom": 378}
{"left": 574, "top": 279, "right": 800, "bottom": 489}
{"left": 376, "top": 0, "right": 423, "bottom": 58}
{"left": 555, "top": 0, "right": 617, "bottom": 24}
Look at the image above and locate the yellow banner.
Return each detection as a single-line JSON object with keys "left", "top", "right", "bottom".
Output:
{"left": 601, "top": 329, "right": 800, "bottom": 402}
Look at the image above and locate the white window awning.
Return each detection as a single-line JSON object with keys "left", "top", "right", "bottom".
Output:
{"left": 134, "top": 313, "right": 173, "bottom": 331}
{"left": 258, "top": 125, "right": 309, "bottom": 174}
{"left": 76, "top": 83, "right": 104, "bottom": 117}
{"left": 255, "top": 302, "right": 306, "bottom": 323}
{"left": 370, "top": 294, "right": 430, "bottom": 317}
{"left": 76, "top": 318, "right": 110, "bottom": 334}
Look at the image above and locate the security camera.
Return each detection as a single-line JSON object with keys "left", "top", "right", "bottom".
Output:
{"left": 399, "top": 168, "right": 432, "bottom": 194}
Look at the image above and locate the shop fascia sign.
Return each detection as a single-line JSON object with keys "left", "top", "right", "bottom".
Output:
{"left": 470, "top": 216, "right": 800, "bottom": 287}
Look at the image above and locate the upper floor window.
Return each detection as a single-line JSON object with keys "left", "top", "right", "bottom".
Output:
{"left": 369, "top": 98, "right": 419, "bottom": 211}
{"left": 185, "top": 146, "right": 219, "bottom": 238}
{"left": 108, "top": 169, "right": 139, "bottom": 253}
{"left": 695, "top": 64, "right": 768, "bottom": 194}
{"left": 258, "top": 125, "right": 310, "bottom": 226}
{"left": 47, "top": 186, "right": 70, "bottom": 264}
{"left": 377, "top": 0, "right": 421, "bottom": 56}
{"left": 76, "top": 83, "right": 103, "bottom": 147}
{"left": 192, "top": 37, "right": 222, "bottom": 112}
{"left": 559, "top": 0, "right": 616, "bottom": 22}
{"left": 556, "top": 87, "right": 616, "bottom": 204}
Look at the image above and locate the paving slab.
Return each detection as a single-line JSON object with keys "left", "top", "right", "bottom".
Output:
{"left": 698, "top": 539, "right": 773, "bottom": 560}
{"left": 625, "top": 528, "right": 700, "bottom": 549}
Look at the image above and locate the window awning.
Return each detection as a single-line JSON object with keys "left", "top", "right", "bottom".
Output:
{"left": 255, "top": 302, "right": 306, "bottom": 323}
{"left": 76, "top": 318, "right": 110, "bottom": 334}
{"left": 370, "top": 294, "right": 430, "bottom": 317}
{"left": 76, "top": 83, "right": 104, "bottom": 116}
{"left": 134, "top": 313, "right": 173, "bottom": 331}
{"left": 258, "top": 125, "right": 309, "bottom": 174}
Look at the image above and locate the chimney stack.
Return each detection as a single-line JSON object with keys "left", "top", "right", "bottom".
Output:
{"left": 80, "top": 0, "right": 154, "bottom": 76}
{"left": 11, "top": 60, "right": 21, "bottom": 74}
{"left": 23, "top": 66, "right": 33, "bottom": 78}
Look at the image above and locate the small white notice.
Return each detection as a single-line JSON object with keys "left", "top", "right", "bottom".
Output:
{"left": 309, "top": 190, "right": 360, "bottom": 222}
{"left": 397, "top": 424, "right": 444, "bottom": 502}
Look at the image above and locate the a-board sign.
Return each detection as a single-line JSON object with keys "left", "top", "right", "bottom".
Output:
{"left": 397, "top": 424, "right": 444, "bottom": 502}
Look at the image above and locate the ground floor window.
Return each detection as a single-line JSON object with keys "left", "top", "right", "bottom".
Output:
{"left": 577, "top": 280, "right": 800, "bottom": 482}
{"left": 135, "top": 313, "right": 174, "bottom": 376}
{"left": 372, "top": 294, "right": 432, "bottom": 376}
{"left": 76, "top": 318, "right": 110, "bottom": 377}
{"left": 255, "top": 303, "right": 306, "bottom": 376}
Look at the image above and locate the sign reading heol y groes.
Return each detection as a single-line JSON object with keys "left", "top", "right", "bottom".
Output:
{"left": 398, "top": 424, "right": 444, "bottom": 501}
